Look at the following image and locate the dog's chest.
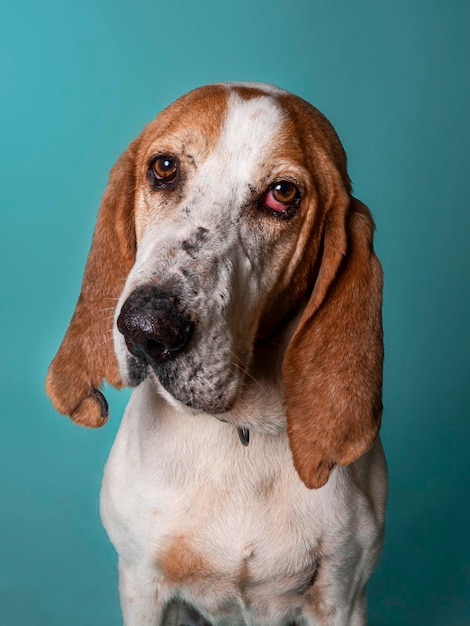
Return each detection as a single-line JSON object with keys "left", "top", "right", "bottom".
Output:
{"left": 100, "top": 390, "right": 327, "bottom": 611}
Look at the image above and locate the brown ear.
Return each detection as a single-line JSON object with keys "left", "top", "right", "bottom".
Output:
{"left": 45, "top": 139, "right": 139, "bottom": 427}
{"left": 283, "top": 197, "right": 383, "bottom": 489}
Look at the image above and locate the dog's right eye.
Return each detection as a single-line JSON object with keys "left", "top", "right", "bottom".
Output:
{"left": 149, "top": 156, "right": 178, "bottom": 186}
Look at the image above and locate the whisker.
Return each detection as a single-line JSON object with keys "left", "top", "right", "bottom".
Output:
{"left": 93, "top": 314, "right": 116, "bottom": 324}
{"left": 228, "top": 351, "right": 265, "bottom": 392}
{"left": 234, "top": 363, "right": 265, "bottom": 391}
{"left": 77, "top": 314, "right": 116, "bottom": 332}
{"left": 95, "top": 333, "right": 115, "bottom": 349}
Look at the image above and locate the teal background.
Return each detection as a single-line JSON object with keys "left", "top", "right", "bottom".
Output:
{"left": 1, "top": 0, "right": 469, "bottom": 624}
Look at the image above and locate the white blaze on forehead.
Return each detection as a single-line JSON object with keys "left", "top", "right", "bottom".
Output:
{"left": 211, "top": 91, "right": 285, "bottom": 187}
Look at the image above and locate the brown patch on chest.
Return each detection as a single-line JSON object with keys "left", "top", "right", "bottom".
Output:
{"left": 159, "top": 535, "right": 215, "bottom": 585}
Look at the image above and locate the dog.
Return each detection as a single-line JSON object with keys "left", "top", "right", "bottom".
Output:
{"left": 46, "top": 82, "right": 387, "bottom": 626}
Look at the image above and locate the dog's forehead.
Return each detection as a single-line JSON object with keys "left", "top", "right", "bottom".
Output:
{"left": 211, "top": 91, "right": 287, "bottom": 183}
{"left": 162, "top": 82, "right": 287, "bottom": 129}
{"left": 141, "top": 83, "right": 303, "bottom": 162}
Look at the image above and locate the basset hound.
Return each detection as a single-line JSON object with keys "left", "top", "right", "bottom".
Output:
{"left": 46, "top": 82, "right": 387, "bottom": 626}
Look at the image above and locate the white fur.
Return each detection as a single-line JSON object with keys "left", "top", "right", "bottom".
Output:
{"left": 101, "top": 383, "right": 386, "bottom": 626}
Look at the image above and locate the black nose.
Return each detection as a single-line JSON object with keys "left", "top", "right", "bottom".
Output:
{"left": 117, "top": 287, "right": 194, "bottom": 364}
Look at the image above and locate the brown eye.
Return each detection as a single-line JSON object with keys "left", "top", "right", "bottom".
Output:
{"left": 272, "top": 181, "right": 298, "bottom": 204}
{"left": 263, "top": 181, "right": 300, "bottom": 214}
{"left": 152, "top": 156, "right": 178, "bottom": 184}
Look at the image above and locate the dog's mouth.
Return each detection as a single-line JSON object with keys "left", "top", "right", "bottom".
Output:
{"left": 124, "top": 349, "right": 243, "bottom": 415}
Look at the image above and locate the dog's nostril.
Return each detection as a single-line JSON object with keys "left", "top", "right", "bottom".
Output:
{"left": 145, "top": 336, "right": 189, "bottom": 362}
{"left": 143, "top": 338, "right": 171, "bottom": 363}
{"left": 117, "top": 289, "right": 193, "bottom": 364}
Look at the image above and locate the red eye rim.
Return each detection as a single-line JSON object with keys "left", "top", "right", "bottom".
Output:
{"left": 261, "top": 181, "right": 301, "bottom": 215}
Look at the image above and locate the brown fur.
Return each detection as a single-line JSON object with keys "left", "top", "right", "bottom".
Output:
{"left": 160, "top": 535, "right": 214, "bottom": 585}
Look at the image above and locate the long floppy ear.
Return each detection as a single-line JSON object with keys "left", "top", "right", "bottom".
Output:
{"left": 45, "top": 139, "right": 139, "bottom": 427}
{"left": 283, "top": 197, "right": 383, "bottom": 489}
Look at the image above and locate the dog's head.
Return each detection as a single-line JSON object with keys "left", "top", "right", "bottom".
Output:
{"left": 46, "top": 83, "right": 383, "bottom": 488}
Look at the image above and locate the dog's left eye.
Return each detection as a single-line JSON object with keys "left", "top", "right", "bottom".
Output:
{"left": 150, "top": 156, "right": 178, "bottom": 185}
{"left": 262, "top": 181, "right": 300, "bottom": 214}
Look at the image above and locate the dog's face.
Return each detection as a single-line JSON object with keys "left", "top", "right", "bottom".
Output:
{"left": 114, "top": 84, "right": 340, "bottom": 413}
{"left": 46, "top": 83, "right": 383, "bottom": 488}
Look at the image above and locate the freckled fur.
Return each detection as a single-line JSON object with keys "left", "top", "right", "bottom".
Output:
{"left": 46, "top": 83, "right": 387, "bottom": 626}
